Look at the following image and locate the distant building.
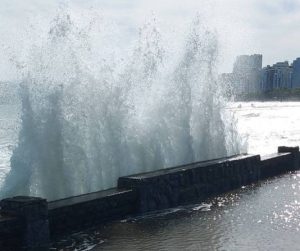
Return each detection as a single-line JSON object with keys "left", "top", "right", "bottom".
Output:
{"left": 219, "top": 73, "right": 235, "bottom": 96}
{"left": 292, "top": 58, "right": 300, "bottom": 89}
{"left": 261, "top": 65, "right": 275, "bottom": 92}
{"left": 222, "top": 54, "right": 300, "bottom": 98}
{"left": 261, "top": 61, "right": 292, "bottom": 92}
{"left": 232, "top": 54, "right": 262, "bottom": 94}
{"left": 272, "top": 61, "right": 292, "bottom": 89}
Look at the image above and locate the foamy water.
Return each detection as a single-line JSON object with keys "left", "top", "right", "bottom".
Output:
{"left": 0, "top": 12, "right": 244, "bottom": 200}
{"left": 0, "top": 105, "right": 20, "bottom": 183}
{"left": 230, "top": 102, "right": 300, "bottom": 155}
{"left": 1, "top": 102, "right": 300, "bottom": 196}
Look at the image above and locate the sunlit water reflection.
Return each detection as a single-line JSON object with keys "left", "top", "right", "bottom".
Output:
{"left": 52, "top": 172, "right": 300, "bottom": 251}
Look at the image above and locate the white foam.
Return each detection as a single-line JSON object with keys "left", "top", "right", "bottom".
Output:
{"left": 0, "top": 9, "right": 243, "bottom": 200}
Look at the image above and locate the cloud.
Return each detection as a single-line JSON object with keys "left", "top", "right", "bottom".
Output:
{"left": 244, "top": 0, "right": 300, "bottom": 66}
{"left": 0, "top": 0, "right": 300, "bottom": 80}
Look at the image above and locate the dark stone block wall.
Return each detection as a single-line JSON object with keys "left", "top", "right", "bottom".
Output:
{"left": 0, "top": 196, "right": 50, "bottom": 250}
{"left": 261, "top": 153, "right": 293, "bottom": 179}
{"left": 118, "top": 154, "right": 262, "bottom": 213}
{"left": 0, "top": 216, "right": 22, "bottom": 250}
{"left": 0, "top": 146, "right": 299, "bottom": 250}
{"left": 48, "top": 188, "right": 137, "bottom": 235}
{"left": 260, "top": 146, "right": 299, "bottom": 179}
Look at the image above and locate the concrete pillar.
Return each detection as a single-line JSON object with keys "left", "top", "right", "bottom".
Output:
{"left": 278, "top": 146, "right": 300, "bottom": 170}
{"left": 0, "top": 196, "right": 50, "bottom": 251}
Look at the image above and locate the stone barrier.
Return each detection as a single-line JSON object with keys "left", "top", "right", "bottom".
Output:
{"left": 0, "top": 146, "right": 299, "bottom": 250}
{"left": 118, "top": 154, "right": 261, "bottom": 213}
{"left": 48, "top": 188, "right": 137, "bottom": 235}
{"left": 0, "top": 197, "right": 49, "bottom": 251}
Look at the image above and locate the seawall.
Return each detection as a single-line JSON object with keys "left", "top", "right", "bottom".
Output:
{"left": 0, "top": 146, "right": 299, "bottom": 250}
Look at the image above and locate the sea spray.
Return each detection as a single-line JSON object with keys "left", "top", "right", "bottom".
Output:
{"left": 1, "top": 10, "right": 244, "bottom": 200}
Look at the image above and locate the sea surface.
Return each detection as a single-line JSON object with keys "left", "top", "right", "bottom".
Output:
{"left": 231, "top": 102, "right": 300, "bottom": 155}
{"left": 86, "top": 172, "right": 300, "bottom": 251}
{"left": 1, "top": 102, "right": 300, "bottom": 250}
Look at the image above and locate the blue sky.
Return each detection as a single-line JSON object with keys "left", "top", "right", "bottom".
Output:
{"left": 1, "top": 0, "right": 300, "bottom": 80}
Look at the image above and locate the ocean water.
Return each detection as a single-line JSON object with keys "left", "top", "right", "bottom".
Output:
{"left": 0, "top": 102, "right": 300, "bottom": 189}
{"left": 86, "top": 171, "right": 300, "bottom": 251}
{"left": 1, "top": 102, "right": 300, "bottom": 250}
{"left": 52, "top": 101, "right": 300, "bottom": 250}
{"left": 231, "top": 101, "right": 300, "bottom": 155}
{"left": 1, "top": 101, "right": 300, "bottom": 189}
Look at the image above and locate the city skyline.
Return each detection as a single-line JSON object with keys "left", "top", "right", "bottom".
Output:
{"left": 221, "top": 53, "right": 300, "bottom": 97}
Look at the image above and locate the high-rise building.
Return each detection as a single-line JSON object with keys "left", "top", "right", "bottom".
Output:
{"left": 232, "top": 54, "right": 262, "bottom": 94}
{"left": 272, "top": 61, "right": 292, "bottom": 89}
{"left": 261, "top": 65, "right": 275, "bottom": 92}
{"left": 225, "top": 55, "right": 300, "bottom": 97}
{"left": 261, "top": 61, "right": 292, "bottom": 92}
{"left": 292, "top": 58, "right": 300, "bottom": 89}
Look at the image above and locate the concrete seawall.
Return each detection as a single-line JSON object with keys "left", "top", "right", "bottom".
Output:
{"left": 118, "top": 154, "right": 261, "bottom": 213}
{"left": 0, "top": 146, "right": 299, "bottom": 250}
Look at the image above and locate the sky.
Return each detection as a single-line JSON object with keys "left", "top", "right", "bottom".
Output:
{"left": 1, "top": 0, "right": 300, "bottom": 81}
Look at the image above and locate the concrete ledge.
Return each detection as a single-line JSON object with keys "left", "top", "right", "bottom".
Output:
{"left": 118, "top": 154, "right": 261, "bottom": 212}
{"left": 278, "top": 146, "right": 300, "bottom": 170}
{"left": 0, "top": 216, "right": 22, "bottom": 250}
{"left": 0, "top": 196, "right": 50, "bottom": 250}
{"left": 0, "top": 145, "right": 299, "bottom": 250}
{"left": 261, "top": 153, "right": 293, "bottom": 179}
{"left": 48, "top": 188, "right": 137, "bottom": 235}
